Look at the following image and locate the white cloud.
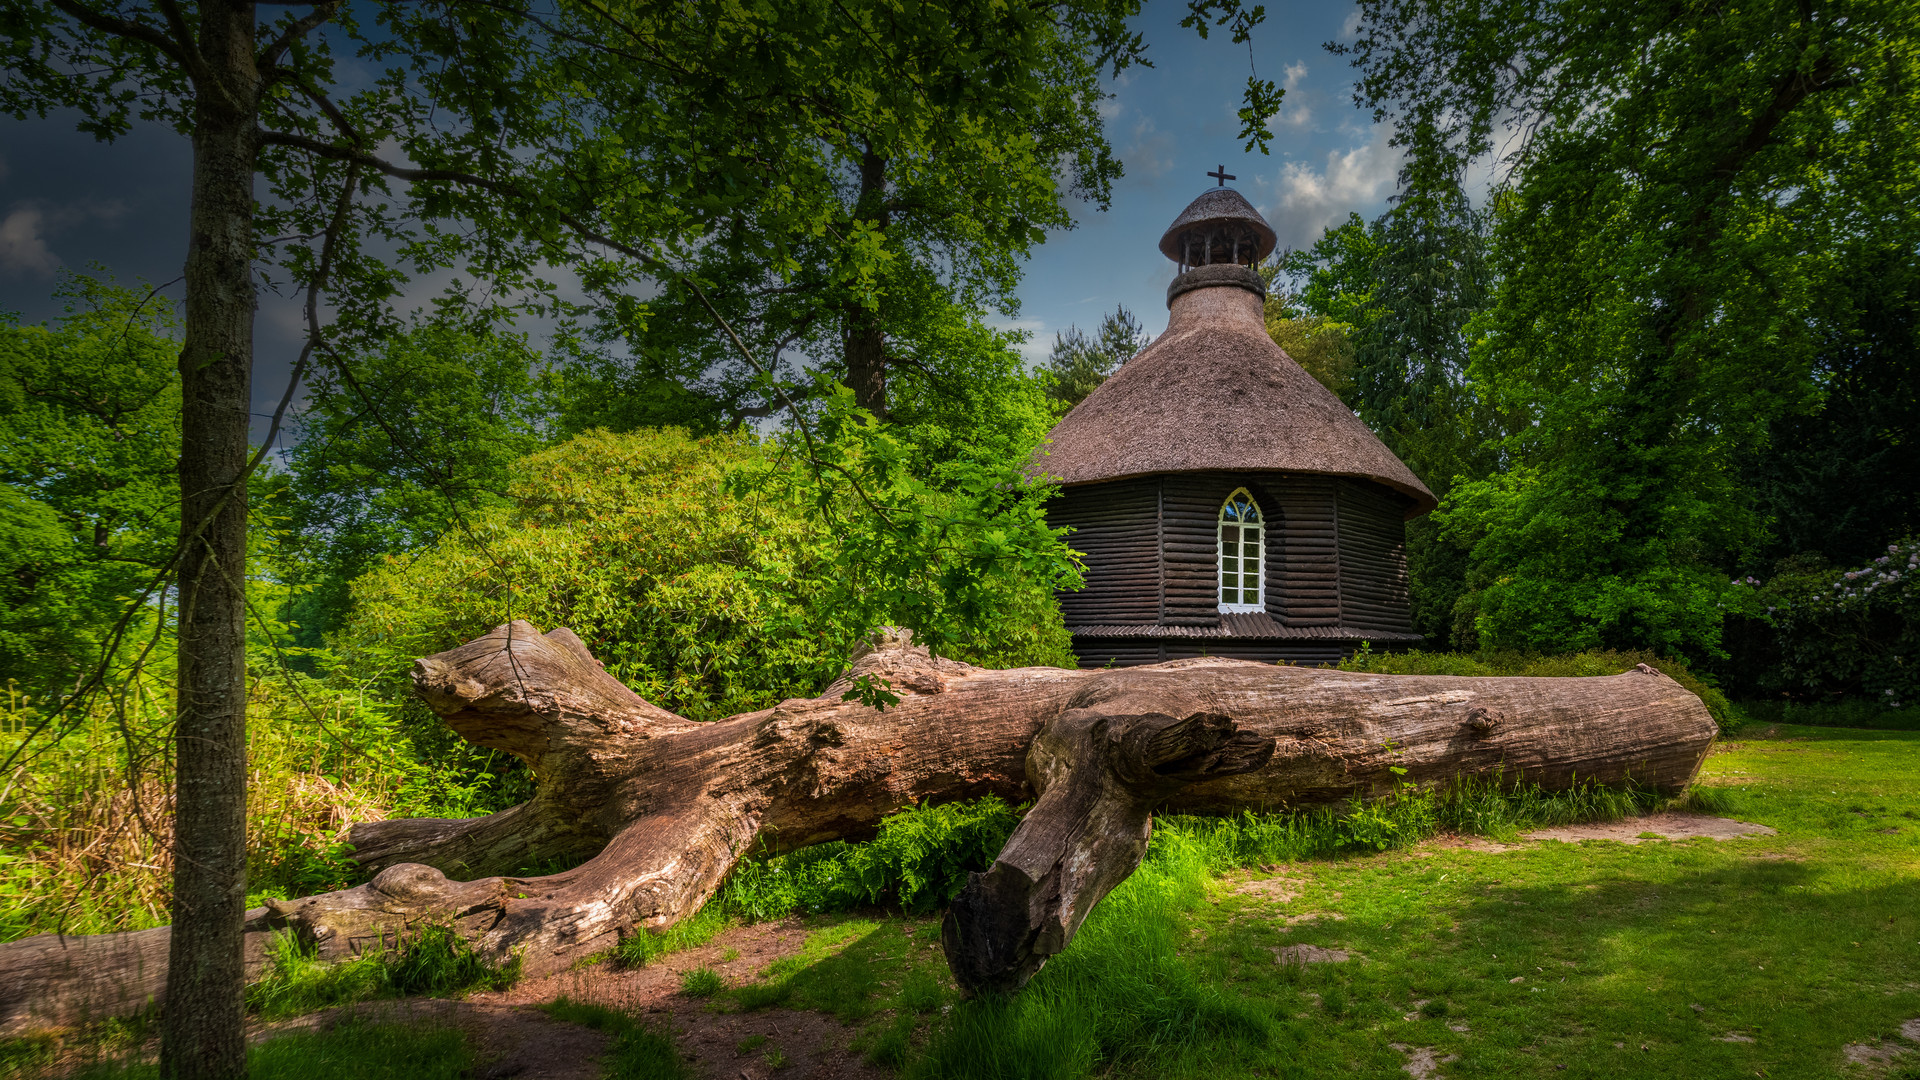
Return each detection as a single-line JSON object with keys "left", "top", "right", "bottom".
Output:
{"left": 0, "top": 208, "right": 58, "bottom": 276}
{"left": 0, "top": 199, "right": 131, "bottom": 277}
{"left": 990, "top": 316, "right": 1053, "bottom": 366}
{"left": 1340, "top": 9, "right": 1363, "bottom": 39}
{"left": 1266, "top": 62, "right": 1316, "bottom": 129}
{"left": 1256, "top": 125, "right": 1400, "bottom": 250}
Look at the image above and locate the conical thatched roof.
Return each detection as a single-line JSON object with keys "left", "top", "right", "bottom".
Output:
{"left": 1033, "top": 264, "right": 1437, "bottom": 517}
{"left": 1157, "top": 187, "right": 1277, "bottom": 264}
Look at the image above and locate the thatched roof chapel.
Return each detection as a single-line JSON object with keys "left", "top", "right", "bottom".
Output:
{"left": 1034, "top": 183, "right": 1435, "bottom": 667}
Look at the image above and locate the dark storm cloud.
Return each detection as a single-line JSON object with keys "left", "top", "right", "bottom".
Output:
{"left": 1, "top": 115, "right": 315, "bottom": 441}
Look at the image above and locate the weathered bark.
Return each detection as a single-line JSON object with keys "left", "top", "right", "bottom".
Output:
{"left": 943, "top": 707, "right": 1274, "bottom": 995}
{"left": 0, "top": 623, "right": 1717, "bottom": 1034}
{"left": 166, "top": 2, "right": 263, "bottom": 1075}
{"left": 842, "top": 148, "right": 890, "bottom": 418}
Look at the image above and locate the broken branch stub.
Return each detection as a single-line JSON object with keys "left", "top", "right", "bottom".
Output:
{"left": 942, "top": 708, "right": 1274, "bottom": 995}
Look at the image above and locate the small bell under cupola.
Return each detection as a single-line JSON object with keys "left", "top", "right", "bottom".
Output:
{"left": 1033, "top": 171, "right": 1436, "bottom": 667}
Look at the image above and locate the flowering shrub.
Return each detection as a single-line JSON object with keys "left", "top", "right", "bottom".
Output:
{"left": 1725, "top": 539, "right": 1919, "bottom": 705}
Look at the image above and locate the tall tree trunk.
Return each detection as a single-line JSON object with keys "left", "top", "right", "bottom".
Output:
{"left": 843, "top": 149, "right": 889, "bottom": 417}
{"left": 0, "top": 625, "right": 1720, "bottom": 1032}
{"left": 163, "top": 2, "right": 260, "bottom": 1075}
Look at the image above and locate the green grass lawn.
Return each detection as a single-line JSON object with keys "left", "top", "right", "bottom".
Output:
{"left": 12, "top": 723, "right": 1917, "bottom": 1080}
{"left": 706, "top": 723, "right": 1920, "bottom": 1080}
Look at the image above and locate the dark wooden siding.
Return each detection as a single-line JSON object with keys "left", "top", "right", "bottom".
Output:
{"left": 1157, "top": 475, "right": 1236, "bottom": 626}
{"left": 1070, "top": 637, "right": 1355, "bottom": 668}
{"left": 1047, "top": 478, "right": 1160, "bottom": 625}
{"left": 1336, "top": 480, "right": 1415, "bottom": 634}
{"left": 1266, "top": 475, "right": 1338, "bottom": 627}
{"left": 1051, "top": 471, "right": 1415, "bottom": 636}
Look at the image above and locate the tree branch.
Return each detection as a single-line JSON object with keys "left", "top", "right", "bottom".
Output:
{"left": 257, "top": 1, "right": 343, "bottom": 72}
{"left": 46, "top": 0, "right": 189, "bottom": 69}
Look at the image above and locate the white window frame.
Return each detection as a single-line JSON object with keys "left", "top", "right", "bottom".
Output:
{"left": 1217, "top": 487, "right": 1266, "bottom": 613}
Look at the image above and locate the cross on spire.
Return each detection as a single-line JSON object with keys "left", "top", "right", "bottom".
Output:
{"left": 1207, "top": 164, "right": 1235, "bottom": 187}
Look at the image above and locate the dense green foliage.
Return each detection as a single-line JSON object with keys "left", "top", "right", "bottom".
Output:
{"left": 719, "top": 797, "right": 1026, "bottom": 923}
{"left": 278, "top": 325, "right": 553, "bottom": 646}
{"left": 1309, "top": 0, "right": 1920, "bottom": 671}
{"left": 0, "top": 277, "right": 180, "bottom": 698}
{"left": 342, "top": 426, "right": 1073, "bottom": 723}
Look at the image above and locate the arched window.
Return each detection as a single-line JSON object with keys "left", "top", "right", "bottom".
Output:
{"left": 1218, "top": 488, "right": 1265, "bottom": 612}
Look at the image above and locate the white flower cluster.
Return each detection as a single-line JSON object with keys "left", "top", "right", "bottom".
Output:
{"left": 1827, "top": 542, "right": 1919, "bottom": 602}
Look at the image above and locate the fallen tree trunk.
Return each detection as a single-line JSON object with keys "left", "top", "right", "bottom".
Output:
{"left": 0, "top": 622, "right": 1717, "bottom": 1033}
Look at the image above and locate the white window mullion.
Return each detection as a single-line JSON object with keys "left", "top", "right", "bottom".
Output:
{"left": 1218, "top": 487, "right": 1265, "bottom": 614}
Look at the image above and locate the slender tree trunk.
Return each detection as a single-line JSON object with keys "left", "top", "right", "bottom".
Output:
{"left": 843, "top": 149, "right": 889, "bottom": 417}
{"left": 163, "top": 2, "right": 260, "bottom": 1075}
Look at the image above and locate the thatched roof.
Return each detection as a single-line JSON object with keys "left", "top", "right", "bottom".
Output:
{"left": 1157, "top": 187, "right": 1278, "bottom": 264}
{"left": 1033, "top": 263, "right": 1437, "bottom": 517}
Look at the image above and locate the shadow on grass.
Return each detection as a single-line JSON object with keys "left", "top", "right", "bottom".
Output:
{"left": 45, "top": 1021, "right": 470, "bottom": 1080}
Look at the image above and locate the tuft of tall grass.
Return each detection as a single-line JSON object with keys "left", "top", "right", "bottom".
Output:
{"left": 246, "top": 924, "right": 520, "bottom": 1020}
{"left": 1162, "top": 771, "right": 1661, "bottom": 865}
{"left": 614, "top": 797, "right": 1024, "bottom": 967}
{"left": 0, "top": 666, "right": 479, "bottom": 944}
{"left": 540, "top": 998, "right": 692, "bottom": 1080}
{"left": 907, "top": 828, "right": 1269, "bottom": 1080}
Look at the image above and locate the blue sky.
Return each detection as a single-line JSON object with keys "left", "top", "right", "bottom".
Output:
{"left": 0, "top": 1, "right": 1400, "bottom": 427}
{"left": 1008, "top": 1, "right": 1397, "bottom": 360}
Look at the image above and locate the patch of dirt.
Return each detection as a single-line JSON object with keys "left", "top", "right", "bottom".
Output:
{"left": 665, "top": 1008, "right": 891, "bottom": 1080}
{"left": 475, "top": 917, "right": 821, "bottom": 1015}
{"left": 249, "top": 917, "right": 898, "bottom": 1080}
{"left": 1422, "top": 833, "right": 1515, "bottom": 853}
{"left": 1842, "top": 1039, "right": 1910, "bottom": 1070}
{"left": 1716, "top": 1033, "right": 1756, "bottom": 1043}
{"left": 1904, "top": 1018, "right": 1920, "bottom": 1042}
{"left": 1521, "top": 812, "right": 1776, "bottom": 845}
{"left": 1230, "top": 874, "right": 1303, "bottom": 903}
{"left": 1388, "top": 1043, "right": 1458, "bottom": 1079}
{"left": 1279, "top": 911, "right": 1346, "bottom": 926}
{"left": 1271, "top": 945, "right": 1349, "bottom": 965}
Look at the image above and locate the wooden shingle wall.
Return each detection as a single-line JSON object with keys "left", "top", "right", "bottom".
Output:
{"left": 1336, "top": 479, "right": 1416, "bottom": 634}
{"left": 1048, "top": 478, "right": 1160, "bottom": 626}
{"left": 1158, "top": 476, "right": 1233, "bottom": 626}
{"left": 1048, "top": 472, "right": 1415, "bottom": 633}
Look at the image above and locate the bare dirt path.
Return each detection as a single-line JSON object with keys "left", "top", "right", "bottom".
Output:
{"left": 243, "top": 916, "right": 895, "bottom": 1080}
{"left": 464, "top": 916, "right": 894, "bottom": 1080}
